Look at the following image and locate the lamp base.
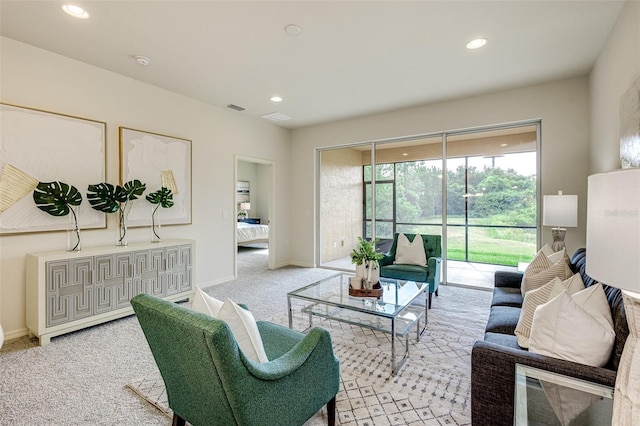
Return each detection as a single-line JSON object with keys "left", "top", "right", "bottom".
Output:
{"left": 550, "top": 228, "right": 567, "bottom": 252}
{"left": 613, "top": 290, "right": 640, "bottom": 425}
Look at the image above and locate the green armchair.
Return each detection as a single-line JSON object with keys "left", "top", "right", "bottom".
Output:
{"left": 130, "top": 294, "right": 340, "bottom": 426}
{"left": 379, "top": 233, "right": 442, "bottom": 308}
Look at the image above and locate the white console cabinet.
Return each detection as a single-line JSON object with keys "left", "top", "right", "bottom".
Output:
{"left": 26, "top": 239, "right": 195, "bottom": 345}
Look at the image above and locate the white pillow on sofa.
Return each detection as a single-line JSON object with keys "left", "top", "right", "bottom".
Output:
{"left": 218, "top": 299, "right": 269, "bottom": 363}
{"left": 521, "top": 249, "right": 573, "bottom": 295}
{"left": 191, "top": 287, "right": 224, "bottom": 317}
{"left": 515, "top": 275, "right": 585, "bottom": 348}
{"left": 529, "top": 287, "right": 614, "bottom": 367}
{"left": 394, "top": 233, "right": 427, "bottom": 266}
{"left": 547, "top": 247, "right": 570, "bottom": 266}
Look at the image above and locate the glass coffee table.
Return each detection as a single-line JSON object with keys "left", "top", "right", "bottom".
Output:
{"left": 514, "top": 364, "right": 614, "bottom": 425}
{"left": 287, "top": 273, "right": 428, "bottom": 374}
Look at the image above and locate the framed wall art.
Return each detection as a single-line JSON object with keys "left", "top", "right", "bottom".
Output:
{"left": 119, "top": 127, "right": 192, "bottom": 226}
{"left": 0, "top": 103, "right": 106, "bottom": 234}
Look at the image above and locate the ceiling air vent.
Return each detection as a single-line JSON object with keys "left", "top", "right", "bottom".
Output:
{"left": 262, "top": 112, "right": 292, "bottom": 122}
{"left": 226, "top": 104, "right": 246, "bottom": 112}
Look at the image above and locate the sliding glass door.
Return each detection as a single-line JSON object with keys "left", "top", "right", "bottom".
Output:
{"left": 317, "top": 122, "right": 539, "bottom": 289}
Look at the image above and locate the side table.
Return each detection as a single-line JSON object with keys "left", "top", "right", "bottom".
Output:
{"left": 514, "top": 364, "right": 613, "bottom": 425}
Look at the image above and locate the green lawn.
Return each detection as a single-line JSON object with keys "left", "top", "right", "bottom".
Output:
{"left": 395, "top": 218, "right": 536, "bottom": 266}
{"left": 446, "top": 225, "right": 535, "bottom": 266}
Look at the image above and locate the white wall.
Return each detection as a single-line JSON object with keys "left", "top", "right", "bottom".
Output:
{"left": 589, "top": 0, "right": 640, "bottom": 174}
{"left": 237, "top": 160, "right": 270, "bottom": 222}
{"left": 291, "top": 77, "right": 590, "bottom": 267}
{"left": 0, "top": 38, "right": 291, "bottom": 339}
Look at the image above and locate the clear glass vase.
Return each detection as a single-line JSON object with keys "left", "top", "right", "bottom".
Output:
{"left": 67, "top": 206, "right": 81, "bottom": 252}
{"left": 151, "top": 205, "right": 161, "bottom": 243}
{"left": 116, "top": 209, "right": 128, "bottom": 247}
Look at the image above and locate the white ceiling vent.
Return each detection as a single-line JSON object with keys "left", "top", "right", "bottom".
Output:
{"left": 262, "top": 112, "right": 292, "bottom": 122}
{"left": 226, "top": 104, "right": 246, "bottom": 112}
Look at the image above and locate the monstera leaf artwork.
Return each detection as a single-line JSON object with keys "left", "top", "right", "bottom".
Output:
{"left": 87, "top": 179, "right": 146, "bottom": 246}
{"left": 33, "top": 181, "right": 83, "bottom": 250}
{"left": 86, "top": 182, "right": 123, "bottom": 213}
{"left": 146, "top": 187, "right": 173, "bottom": 242}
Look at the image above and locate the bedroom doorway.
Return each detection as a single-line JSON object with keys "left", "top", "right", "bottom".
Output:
{"left": 235, "top": 156, "right": 275, "bottom": 278}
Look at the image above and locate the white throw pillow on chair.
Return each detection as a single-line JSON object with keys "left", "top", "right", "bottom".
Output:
{"left": 394, "top": 233, "right": 427, "bottom": 266}
{"left": 218, "top": 299, "right": 269, "bottom": 363}
{"left": 191, "top": 287, "right": 224, "bottom": 317}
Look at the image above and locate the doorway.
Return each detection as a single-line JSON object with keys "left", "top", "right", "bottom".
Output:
{"left": 235, "top": 155, "right": 275, "bottom": 278}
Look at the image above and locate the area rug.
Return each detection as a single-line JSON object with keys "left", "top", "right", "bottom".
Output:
{"left": 126, "top": 286, "right": 491, "bottom": 425}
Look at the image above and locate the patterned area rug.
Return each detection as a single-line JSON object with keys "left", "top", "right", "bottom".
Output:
{"left": 126, "top": 286, "right": 491, "bottom": 425}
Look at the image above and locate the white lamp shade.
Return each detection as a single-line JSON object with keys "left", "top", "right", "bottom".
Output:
{"left": 239, "top": 202, "right": 251, "bottom": 210}
{"left": 543, "top": 193, "right": 578, "bottom": 227}
{"left": 586, "top": 168, "right": 640, "bottom": 292}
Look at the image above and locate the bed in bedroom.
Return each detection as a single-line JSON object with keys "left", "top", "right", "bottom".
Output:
{"left": 237, "top": 221, "right": 269, "bottom": 246}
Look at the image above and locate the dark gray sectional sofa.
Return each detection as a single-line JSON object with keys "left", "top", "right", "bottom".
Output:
{"left": 470, "top": 248, "right": 629, "bottom": 425}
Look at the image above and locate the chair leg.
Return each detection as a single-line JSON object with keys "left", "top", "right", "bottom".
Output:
{"left": 428, "top": 292, "right": 432, "bottom": 309}
{"left": 327, "top": 396, "right": 336, "bottom": 426}
{"left": 435, "top": 289, "right": 439, "bottom": 297}
{"left": 172, "top": 413, "right": 186, "bottom": 426}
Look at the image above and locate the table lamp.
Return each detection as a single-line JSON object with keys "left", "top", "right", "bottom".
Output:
{"left": 543, "top": 190, "right": 578, "bottom": 252}
{"left": 586, "top": 168, "right": 640, "bottom": 425}
{"left": 239, "top": 202, "right": 250, "bottom": 218}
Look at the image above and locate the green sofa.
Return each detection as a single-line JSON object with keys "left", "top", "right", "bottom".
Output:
{"left": 131, "top": 293, "right": 340, "bottom": 426}
{"left": 379, "top": 233, "right": 442, "bottom": 308}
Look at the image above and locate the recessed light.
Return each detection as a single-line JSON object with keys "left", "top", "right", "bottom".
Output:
{"left": 500, "top": 143, "right": 508, "bottom": 147}
{"left": 284, "top": 24, "right": 302, "bottom": 36}
{"left": 402, "top": 153, "right": 409, "bottom": 156}
{"left": 270, "top": 96, "right": 283, "bottom": 103}
{"left": 466, "top": 38, "right": 487, "bottom": 50}
{"left": 61, "top": 4, "right": 89, "bottom": 19}
{"left": 134, "top": 55, "right": 151, "bottom": 66}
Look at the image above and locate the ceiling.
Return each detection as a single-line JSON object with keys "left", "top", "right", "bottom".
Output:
{"left": 0, "top": 1, "right": 625, "bottom": 129}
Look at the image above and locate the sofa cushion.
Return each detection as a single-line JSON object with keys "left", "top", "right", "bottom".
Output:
{"left": 529, "top": 290, "right": 615, "bottom": 367}
{"left": 515, "top": 275, "right": 585, "bottom": 349}
{"left": 521, "top": 249, "right": 573, "bottom": 295}
{"left": 485, "top": 306, "right": 521, "bottom": 335}
{"left": 570, "top": 248, "right": 629, "bottom": 369}
{"left": 491, "top": 287, "right": 523, "bottom": 308}
{"left": 484, "top": 332, "right": 522, "bottom": 350}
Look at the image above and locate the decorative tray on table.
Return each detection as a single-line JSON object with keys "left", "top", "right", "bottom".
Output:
{"left": 348, "top": 281, "right": 383, "bottom": 298}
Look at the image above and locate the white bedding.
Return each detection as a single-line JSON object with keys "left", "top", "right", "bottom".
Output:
{"left": 237, "top": 222, "right": 269, "bottom": 244}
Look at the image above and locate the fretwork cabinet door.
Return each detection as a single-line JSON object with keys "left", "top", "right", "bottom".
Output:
{"left": 164, "top": 244, "right": 193, "bottom": 296}
{"left": 46, "top": 257, "right": 94, "bottom": 327}
{"left": 131, "top": 247, "right": 165, "bottom": 297}
{"left": 94, "top": 252, "right": 135, "bottom": 314}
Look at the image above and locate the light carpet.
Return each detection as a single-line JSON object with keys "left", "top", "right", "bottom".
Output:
{"left": 127, "top": 284, "right": 491, "bottom": 426}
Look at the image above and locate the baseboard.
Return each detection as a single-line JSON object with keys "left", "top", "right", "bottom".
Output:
{"left": 285, "top": 260, "right": 315, "bottom": 268}
{"left": 4, "top": 326, "right": 30, "bottom": 341}
{"left": 197, "top": 275, "right": 236, "bottom": 288}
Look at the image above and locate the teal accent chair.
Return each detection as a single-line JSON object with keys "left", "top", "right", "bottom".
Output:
{"left": 379, "top": 233, "right": 442, "bottom": 308}
{"left": 131, "top": 294, "right": 340, "bottom": 426}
